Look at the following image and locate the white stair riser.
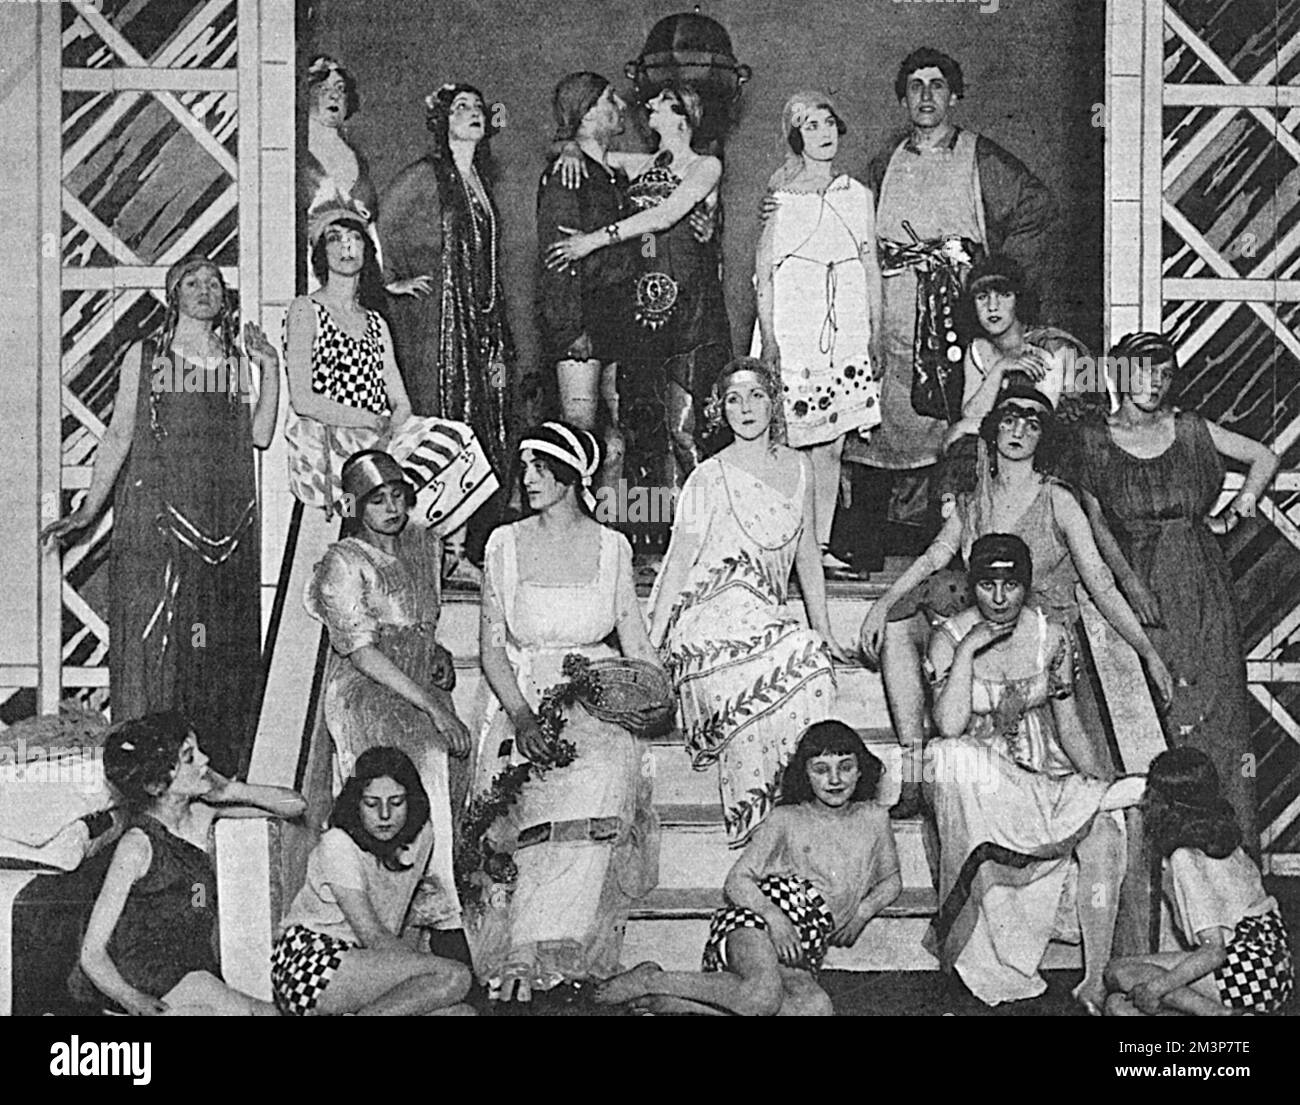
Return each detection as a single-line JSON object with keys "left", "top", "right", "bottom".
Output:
{"left": 438, "top": 595, "right": 881, "bottom": 664}
{"left": 448, "top": 655, "right": 889, "bottom": 739}
{"left": 658, "top": 818, "right": 933, "bottom": 891}
{"left": 622, "top": 917, "right": 942, "bottom": 972}
{"left": 622, "top": 919, "right": 1083, "bottom": 974}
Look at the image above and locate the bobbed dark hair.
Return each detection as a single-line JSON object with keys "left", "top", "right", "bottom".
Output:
{"left": 895, "top": 47, "right": 965, "bottom": 101}
{"left": 1142, "top": 746, "right": 1243, "bottom": 951}
{"left": 961, "top": 253, "right": 1040, "bottom": 331}
{"left": 330, "top": 747, "right": 431, "bottom": 872}
{"left": 786, "top": 103, "right": 847, "bottom": 155}
{"left": 309, "top": 216, "right": 388, "bottom": 310}
{"left": 779, "top": 720, "right": 883, "bottom": 805}
{"left": 103, "top": 711, "right": 195, "bottom": 811}
{"left": 978, "top": 393, "right": 1063, "bottom": 477}
{"left": 1143, "top": 747, "right": 1241, "bottom": 861}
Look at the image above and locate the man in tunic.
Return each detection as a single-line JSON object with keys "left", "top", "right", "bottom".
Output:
{"left": 535, "top": 72, "right": 637, "bottom": 489}
{"left": 838, "top": 47, "right": 1058, "bottom": 571}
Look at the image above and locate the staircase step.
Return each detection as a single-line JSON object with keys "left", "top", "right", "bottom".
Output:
{"left": 649, "top": 731, "right": 906, "bottom": 810}
{"left": 657, "top": 815, "right": 934, "bottom": 891}
{"left": 436, "top": 585, "right": 890, "bottom": 664}
{"left": 630, "top": 885, "right": 939, "bottom": 920}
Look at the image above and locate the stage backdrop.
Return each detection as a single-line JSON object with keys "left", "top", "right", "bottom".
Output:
{"left": 306, "top": 0, "right": 1105, "bottom": 383}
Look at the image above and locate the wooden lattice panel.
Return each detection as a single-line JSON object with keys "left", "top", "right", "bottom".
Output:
{"left": 48, "top": 0, "right": 241, "bottom": 717}
{"left": 1154, "top": 0, "right": 1300, "bottom": 854}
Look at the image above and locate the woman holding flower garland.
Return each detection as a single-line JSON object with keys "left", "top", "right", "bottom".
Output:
{"left": 468, "top": 422, "right": 663, "bottom": 1000}
{"left": 648, "top": 359, "right": 851, "bottom": 846}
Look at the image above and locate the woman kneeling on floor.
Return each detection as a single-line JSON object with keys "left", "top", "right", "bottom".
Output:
{"left": 272, "top": 747, "right": 473, "bottom": 1015}
{"left": 595, "top": 721, "right": 901, "bottom": 1015}
{"left": 79, "top": 712, "right": 306, "bottom": 1015}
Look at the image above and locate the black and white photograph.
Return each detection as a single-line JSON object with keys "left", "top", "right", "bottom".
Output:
{"left": 1, "top": 0, "right": 1297, "bottom": 1075}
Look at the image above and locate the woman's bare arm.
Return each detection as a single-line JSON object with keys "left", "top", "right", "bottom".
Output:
{"left": 333, "top": 885, "right": 406, "bottom": 951}
{"left": 80, "top": 830, "right": 166, "bottom": 1015}
{"left": 1205, "top": 420, "right": 1279, "bottom": 511}
{"left": 41, "top": 343, "right": 142, "bottom": 543}
{"left": 376, "top": 316, "right": 413, "bottom": 429}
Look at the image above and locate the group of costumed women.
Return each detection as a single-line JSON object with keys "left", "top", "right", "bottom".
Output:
{"left": 42, "top": 47, "right": 1284, "bottom": 1015}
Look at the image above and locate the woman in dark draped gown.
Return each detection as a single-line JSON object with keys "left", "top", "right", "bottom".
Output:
{"left": 1072, "top": 332, "right": 1278, "bottom": 852}
{"left": 547, "top": 83, "right": 731, "bottom": 554}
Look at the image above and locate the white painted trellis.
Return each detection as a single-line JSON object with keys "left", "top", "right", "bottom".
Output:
{"left": 1107, "top": 0, "right": 1300, "bottom": 864}
{"left": 27, "top": 0, "right": 295, "bottom": 715}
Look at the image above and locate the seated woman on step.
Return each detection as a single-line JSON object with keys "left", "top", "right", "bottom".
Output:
{"left": 271, "top": 746, "right": 474, "bottom": 1016}
{"left": 859, "top": 381, "right": 1173, "bottom": 817}
{"left": 79, "top": 712, "right": 306, "bottom": 1015}
{"left": 923, "top": 534, "right": 1144, "bottom": 1011}
{"left": 595, "top": 721, "right": 901, "bottom": 1016}
{"left": 468, "top": 422, "right": 662, "bottom": 1001}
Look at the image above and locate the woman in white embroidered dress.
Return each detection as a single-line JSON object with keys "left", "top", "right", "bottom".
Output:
{"left": 649, "top": 359, "right": 851, "bottom": 845}
{"left": 755, "top": 91, "right": 882, "bottom": 571}
{"left": 469, "top": 423, "right": 662, "bottom": 1000}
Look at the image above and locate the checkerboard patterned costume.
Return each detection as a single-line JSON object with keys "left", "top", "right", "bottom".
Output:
{"left": 1214, "top": 910, "right": 1294, "bottom": 1013}
{"left": 283, "top": 301, "right": 499, "bottom": 523}
{"left": 309, "top": 301, "right": 389, "bottom": 411}
{"left": 271, "top": 924, "right": 356, "bottom": 1016}
{"left": 702, "top": 874, "right": 835, "bottom": 973}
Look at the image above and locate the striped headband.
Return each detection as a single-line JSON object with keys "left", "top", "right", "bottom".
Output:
{"left": 519, "top": 422, "right": 598, "bottom": 511}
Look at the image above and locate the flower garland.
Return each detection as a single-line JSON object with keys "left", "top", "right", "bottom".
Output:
{"left": 455, "top": 654, "right": 602, "bottom": 915}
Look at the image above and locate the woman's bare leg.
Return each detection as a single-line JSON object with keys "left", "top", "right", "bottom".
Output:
{"left": 776, "top": 967, "right": 834, "bottom": 1016}
{"left": 557, "top": 358, "right": 602, "bottom": 432}
{"left": 1105, "top": 952, "right": 1229, "bottom": 1016}
{"left": 162, "top": 971, "right": 276, "bottom": 1016}
{"left": 1073, "top": 812, "right": 1126, "bottom": 1011}
{"left": 882, "top": 612, "right": 930, "bottom": 813}
{"left": 809, "top": 436, "right": 846, "bottom": 553}
{"left": 316, "top": 949, "right": 471, "bottom": 1016}
{"left": 595, "top": 930, "right": 785, "bottom": 1016}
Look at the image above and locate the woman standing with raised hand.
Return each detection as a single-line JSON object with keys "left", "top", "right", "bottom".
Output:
{"left": 42, "top": 256, "right": 278, "bottom": 779}
{"left": 755, "top": 91, "right": 882, "bottom": 573}
{"left": 1071, "top": 332, "right": 1278, "bottom": 850}
{"left": 649, "top": 358, "right": 851, "bottom": 845}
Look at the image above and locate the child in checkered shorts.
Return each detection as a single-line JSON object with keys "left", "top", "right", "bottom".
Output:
{"left": 1104, "top": 747, "right": 1294, "bottom": 1016}
{"left": 595, "top": 721, "right": 902, "bottom": 1015}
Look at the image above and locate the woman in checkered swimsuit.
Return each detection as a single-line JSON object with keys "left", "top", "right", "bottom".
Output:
{"left": 594, "top": 722, "right": 901, "bottom": 1016}
{"left": 1104, "top": 747, "right": 1295, "bottom": 1016}
{"left": 285, "top": 203, "right": 412, "bottom": 514}
{"left": 285, "top": 202, "right": 499, "bottom": 562}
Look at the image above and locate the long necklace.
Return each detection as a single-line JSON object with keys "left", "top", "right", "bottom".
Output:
{"left": 458, "top": 165, "right": 497, "bottom": 315}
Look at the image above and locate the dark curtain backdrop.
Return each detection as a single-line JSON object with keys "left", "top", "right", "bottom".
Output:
{"left": 304, "top": 0, "right": 1104, "bottom": 392}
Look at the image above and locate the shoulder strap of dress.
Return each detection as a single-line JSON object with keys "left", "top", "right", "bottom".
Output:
{"left": 501, "top": 522, "right": 520, "bottom": 603}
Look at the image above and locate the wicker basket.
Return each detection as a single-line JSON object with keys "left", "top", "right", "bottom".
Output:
{"left": 574, "top": 657, "right": 675, "bottom": 737}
